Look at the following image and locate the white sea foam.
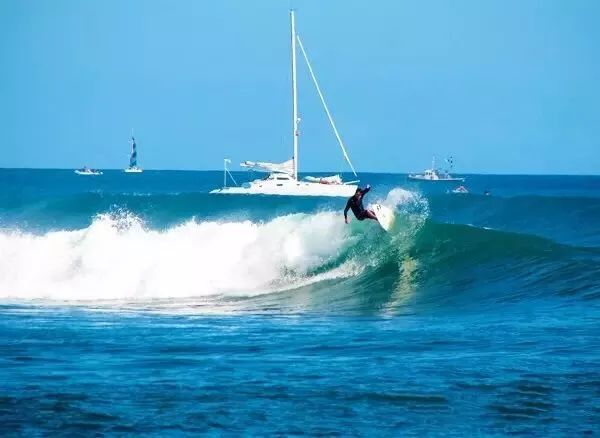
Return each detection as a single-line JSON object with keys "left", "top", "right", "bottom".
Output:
{"left": 0, "top": 211, "right": 355, "bottom": 301}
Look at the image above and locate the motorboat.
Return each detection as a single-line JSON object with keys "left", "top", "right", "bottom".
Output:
{"left": 75, "top": 167, "right": 103, "bottom": 176}
{"left": 408, "top": 156, "right": 465, "bottom": 182}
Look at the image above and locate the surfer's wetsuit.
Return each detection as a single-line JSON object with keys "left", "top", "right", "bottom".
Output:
{"left": 344, "top": 186, "right": 371, "bottom": 221}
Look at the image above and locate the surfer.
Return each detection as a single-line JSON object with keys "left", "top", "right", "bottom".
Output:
{"left": 344, "top": 185, "right": 377, "bottom": 223}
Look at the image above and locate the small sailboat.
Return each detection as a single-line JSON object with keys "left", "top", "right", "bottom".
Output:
{"left": 75, "top": 166, "right": 103, "bottom": 176}
{"left": 408, "top": 156, "right": 465, "bottom": 182}
{"left": 124, "top": 131, "right": 143, "bottom": 173}
{"left": 211, "top": 10, "right": 359, "bottom": 197}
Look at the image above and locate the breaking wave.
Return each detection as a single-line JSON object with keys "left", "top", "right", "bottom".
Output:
{"left": 0, "top": 188, "right": 598, "bottom": 311}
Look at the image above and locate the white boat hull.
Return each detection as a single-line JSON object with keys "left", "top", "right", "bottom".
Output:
{"left": 124, "top": 167, "right": 143, "bottom": 173}
{"left": 75, "top": 170, "right": 103, "bottom": 176}
{"left": 211, "top": 180, "right": 357, "bottom": 197}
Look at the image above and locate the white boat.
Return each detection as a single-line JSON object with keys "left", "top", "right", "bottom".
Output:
{"left": 75, "top": 167, "right": 103, "bottom": 176}
{"left": 408, "top": 156, "right": 465, "bottom": 182}
{"left": 124, "top": 167, "right": 143, "bottom": 173}
{"left": 210, "top": 11, "right": 359, "bottom": 197}
{"left": 124, "top": 131, "right": 143, "bottom": 173}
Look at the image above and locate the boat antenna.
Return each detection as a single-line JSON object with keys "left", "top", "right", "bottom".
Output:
{"left": 223, "top": 158, "right": 238, "bottom": 188}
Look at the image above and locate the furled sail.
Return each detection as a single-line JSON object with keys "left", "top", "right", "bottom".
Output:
{"left": 240, "top": 159, "right": 294, "bottom": 176}
{"left": 305, "top": 175, "right": 343, "bottom": 185}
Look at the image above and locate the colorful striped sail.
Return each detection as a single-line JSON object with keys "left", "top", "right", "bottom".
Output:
{"left": 129, "top": 136, "right": 137, "bottom": 168}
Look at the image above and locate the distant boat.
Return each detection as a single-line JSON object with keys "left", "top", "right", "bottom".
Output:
{"left": 75, "top": 166, "right": 103, "bottom": 176}
{"left": 210, "top": 10, "right": 359, "bottom": 197}
{"left": 408, "top": 156, "right": 465, "bottom": 182}
{"left": 124, "top": 131, "right": 143, "bottom": 173}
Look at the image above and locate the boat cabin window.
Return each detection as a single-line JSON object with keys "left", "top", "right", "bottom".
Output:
{"left": 268, "top": 174, "right": 291, "bottom": 181}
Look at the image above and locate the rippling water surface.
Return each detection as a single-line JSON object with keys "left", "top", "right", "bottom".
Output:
{"left": 0, "top": 170, "right": 598, "bottom": 434}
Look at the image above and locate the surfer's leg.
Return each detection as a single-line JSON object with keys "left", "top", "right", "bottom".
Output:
{"left": 355, "top": 211, "right": 368, "bottom": 221}
{"left": 365, "top": 210, "right": 378, "bottom": 221}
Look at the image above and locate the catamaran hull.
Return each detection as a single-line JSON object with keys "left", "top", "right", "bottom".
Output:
{"left": 210, "top": 182, "right": 357, "bottom": 197}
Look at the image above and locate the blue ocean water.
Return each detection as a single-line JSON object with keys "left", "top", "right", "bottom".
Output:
{"left": 0, "top": 169, "right": 599, "bottom": 435}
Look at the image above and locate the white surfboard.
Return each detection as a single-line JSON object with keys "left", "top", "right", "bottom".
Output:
{"left": 370, "top": 203, "right": 395, "bottom": 232}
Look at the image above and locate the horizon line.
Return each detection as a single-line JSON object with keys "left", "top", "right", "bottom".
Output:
{"left": 0, "top": 167, "right": 598, "bottom": 177}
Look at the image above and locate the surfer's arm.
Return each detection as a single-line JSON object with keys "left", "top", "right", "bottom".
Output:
{"left": 362, "top": 185, "right": 371, "bottom": 195}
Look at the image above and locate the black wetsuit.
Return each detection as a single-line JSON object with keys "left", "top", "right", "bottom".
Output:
{"left": 344, "top": 186, "right": 370, "bottom": 221}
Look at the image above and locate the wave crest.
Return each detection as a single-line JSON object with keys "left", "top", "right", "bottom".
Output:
{"left": 0, "top": 211, "right": 359, "bottom": 301}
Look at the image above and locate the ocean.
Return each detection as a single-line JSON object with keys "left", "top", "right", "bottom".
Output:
{"left": 0, "top": 169, "right": 598, "bottom": 435}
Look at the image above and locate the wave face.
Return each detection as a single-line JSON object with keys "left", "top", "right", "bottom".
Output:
{"left": 1, "top": 172, "right": 598, "bottom": 312}
{"left": 427, "top": 193, "right": 600, "bottom": 247}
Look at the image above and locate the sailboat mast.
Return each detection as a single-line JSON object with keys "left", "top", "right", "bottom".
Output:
{"left": 290, "top": 10, "right": 299, "bottom": 180}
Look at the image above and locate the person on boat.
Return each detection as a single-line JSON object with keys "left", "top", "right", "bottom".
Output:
{"left": 344, "top": 185, "right": 377, "bottom": 223}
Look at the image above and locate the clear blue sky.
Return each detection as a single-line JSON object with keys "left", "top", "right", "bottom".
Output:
{"left": 1, "top": 0, "right": 599, "bottom": 174}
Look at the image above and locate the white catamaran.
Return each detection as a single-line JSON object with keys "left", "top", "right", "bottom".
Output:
{"left": 124, "top": 131, "right": 143, "bottom": 173}
{"left": 210, "top": 11, "right": 359, "bottom": 197}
